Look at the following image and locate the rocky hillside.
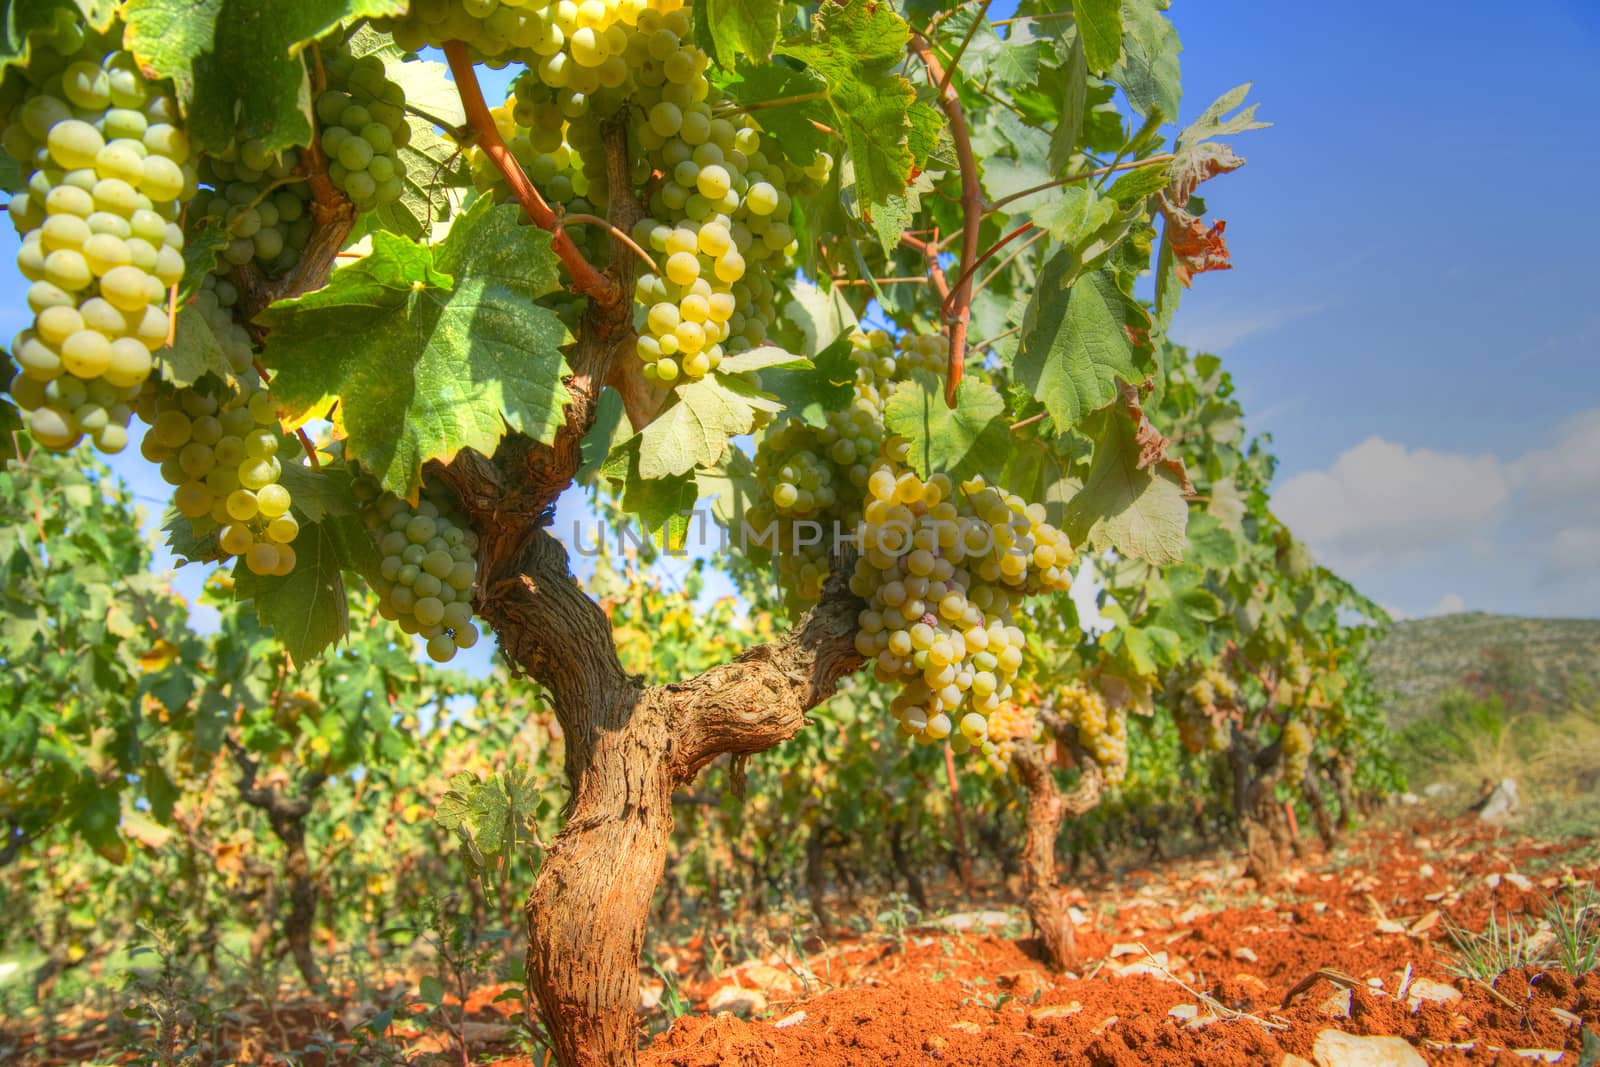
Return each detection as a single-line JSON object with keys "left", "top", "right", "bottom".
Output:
{"left": 1368, "top": 611, "right": 1600, "bottom": 728}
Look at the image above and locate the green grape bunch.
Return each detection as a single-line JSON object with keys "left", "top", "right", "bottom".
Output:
{"left": 135, "top": 374, "right": 301, "bottom": 577}
{"left": 1057, "top": 681, "right": 1130, "bottom": 786}
{"left": 316, "top": 51, "right": 411, "bottom": 209}
{"left": 354, "top": 475, "right": 483, "bottom": 663}
{"left": 444, "top": 0, "right": 831, "bottom": 389}
{"left": 1281, "top": 718, "right": 1313, "bottom": 786}
{"left": 195, "top": 144, "right": 314, "bottom": 279}
{"left": 749, "top": 330, "right": 1075, "bottom": 766}
{"left": 2, "top": 29, "right": 195, "bottom": 454}
{"left": 1177, "top": 665, "right": 1239, "bottom": 753}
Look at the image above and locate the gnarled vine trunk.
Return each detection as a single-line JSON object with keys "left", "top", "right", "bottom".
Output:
{"left": 1011, "top": 741, "right": 1102, "bottom": 973}
{"left": 229, "top": 740, "right": 327, "bottom": 993}
{"left": 430, "top": 115, "right": 869, "bottom": 1065}
{"left": 1228, "top": 729, "right": 1290, "bottom": 887}
{"left": 1301, "top": 771, "right": 1338, "bottom": 851}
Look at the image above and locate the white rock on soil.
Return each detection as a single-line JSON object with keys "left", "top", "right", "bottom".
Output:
{"left": 1478, "top": 779, "right": 1520, "bottom": 820}
{"left": 1233, "top": 946, "right": 1259, "bottom": 963}
{"left": 1405, "top": 978, "right": 1461, "bottom": 1010}
{"left": 1312, "top": 1031, "right": 1428, "bottom": 1067}
{"left": 707, "top": 985, "right": 767, "bottom": 1017}
{"left": 936, "top": 910, "right": 1013, "bottom": 931}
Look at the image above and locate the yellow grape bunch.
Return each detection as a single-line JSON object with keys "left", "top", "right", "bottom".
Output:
{"left": 2, "top": 29, "right": 195, "bottom": 454}
{"left": 981, "top": 702, "right": 1040, "bottom": 774}
{"left": 1280, "top": 718, "right": 1313, "bottom": 786}
{"left": 750, "top": 330, "right": 1076, "bottom": 767}
{"left": 1177, "top": 665, "right": 1239, "bottom": 753}
{"left": 353, "top": 475, "right": 483, "bottom": 664}
{"left": 135, "top": 375, "right": 301, "bottom": 577}
{"left": 447, "top": 0, "right": 829, "bottom": 387}
{"left": 1057, "top": 681, "right": 1129, "bottom": 786}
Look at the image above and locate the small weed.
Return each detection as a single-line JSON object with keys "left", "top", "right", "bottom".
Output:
{"left": 1543, "top": 886, "right": 1600, "bottom": 976}
{"left": 1444, "top": 906, "right": 1537, "bottom": 980}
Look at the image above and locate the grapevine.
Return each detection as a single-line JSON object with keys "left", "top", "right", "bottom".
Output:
{"left": 2, "top": 28, "right": 191, "bottom": 453}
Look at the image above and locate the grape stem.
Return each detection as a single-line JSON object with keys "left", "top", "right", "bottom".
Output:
{"left": 561, "top": 213, "right": 659, "bottom": 275}
{"left": 443, "top": 40, "right": 620, "bottom": 307}
{"left": 252, "top": 360, "right": 322, "bottom": 471}
{"left": 934, "top": 0, "right": 994, "bottom": 97}
{"left": 909, "top": 34, "right": 982, "bottom": 409}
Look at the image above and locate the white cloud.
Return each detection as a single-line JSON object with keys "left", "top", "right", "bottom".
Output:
{"left": 1274, "top": 436, "right": 1510, "bottom": 568}
{"left": 1510, "top": 408, "right": 1600, "bottom": 506}
{"left": 1272, "top": 409, "right": 1600, "bottom": 617}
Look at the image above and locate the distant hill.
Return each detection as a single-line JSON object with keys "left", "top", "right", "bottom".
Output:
{"left": 1368, "top": 612, "right": 1600, "bottom": 728}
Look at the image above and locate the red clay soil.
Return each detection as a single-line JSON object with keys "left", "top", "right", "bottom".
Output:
{"left": 643, "top": 817, "right": 1600, "bottom": 1067}
{"left": 5, "top": 814, "right": 1596, "bottom": 1064}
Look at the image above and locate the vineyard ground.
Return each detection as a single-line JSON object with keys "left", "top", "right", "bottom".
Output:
{"left": 5, "top": 803, "right": 1597, "bottom": 1065}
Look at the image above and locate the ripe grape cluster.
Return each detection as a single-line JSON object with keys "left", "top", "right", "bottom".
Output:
{"left": 1178, "top": 666, "right": 1238, "bottom": 753}
{"left": 197, "top": 145, "right": 313, "bottom": 279}
{"left": 2, "top": 34, "right": 192, "bottom": 453}
{"left": 135, "top": 375, "right": 301, "bottom": 576}
{"left": 353, "top": 475, "right": 482, "bottom": 663}
{"left": 1280, "top": 718, "right": 1312, "bottom": 786}
{"left": 748, "top": 331, "right": 939, "bottom": 601}
{"left": 1057, "top": 681, "right": 1129, "bottom": 785}
{"left": 981, "top": 702, "right": 1040, "bottom": 774}
{"left": 750, "top": 330, "right": 1076, "bottom": 767}
{"left": 854, "top": 465, "right": 1073, "bottom": 760}
{"left": 441, "top": 0, "right": 827, "bottom": 388}
{"left": 316, "top": 52, "right": 411, "bottom": 209}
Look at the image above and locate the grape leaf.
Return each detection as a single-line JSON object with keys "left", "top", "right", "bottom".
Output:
{"left": 784, "top": 278, "right": 859, "bottom": 356}
{"left": 758, "top": 334, "right": 854, "bottom": 428}
{"left": 884, "top": 370, "right": 1009, "bottom": 481}
{"left": 1048, "top": 35, "right": 1089, "bottom": 174}
{"left": 638, "top": 375, "right": 772, "bottom": 480}
{"left": 161, "top": 309, "right": 234, "bottom": 390}
{"left": 777, "top": 0, "right": 918, "bottom": 211}
{"left": 260, "top": 199, "right": 571, "bottom": 500}
{"left": 715, "top": 347, "right": 810, "bottom": 374}
{"left": 1179, "top": 83, "right": 1270, "bottom": 148}
{"left": 697, "top": 0, "right": 780, "bottom": 66}
{"left": 694, "top": 447, "right": 760, "bottom": 538}
{"left": 275, "top": 460, "right": 357, "bottom": 524}
{"left": 1110, "top": 0, "right": 1182, "bottom": 122}
{"left": 948, "top": 14, "right": 1040, "bottom": 91}
{"left": 715, "top": 63, "right": 832, "bottom": 162}
{"left": 1106, "top": 160, "right": 1173, "bottom": 205}
{"left": 1072, "top": 0, "right": 1124, "bottom": 73}
{"left": 1064, "top": 405, "right": 1187, "bottom": 564}
{"left": 124, "top": 0, "right": 409, "bottom": 155}
{"left": 0, "top": 0, "right": 118, "bottom": 74}
{"left": 1013, "top": 263, "right": 1152, "bottom": 434}
{"left": 599, "top": 436, "right": 699, "bottom": 546}
{"left": 232, "top": 518, "right": 350, "bottom": 666}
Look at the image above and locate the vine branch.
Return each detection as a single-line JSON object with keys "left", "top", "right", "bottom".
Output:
{"left": 910, "top": 33, "right": 983, "bottom": 409}
{"left": 444, "top": 40, "right": 620, "bottom": 307}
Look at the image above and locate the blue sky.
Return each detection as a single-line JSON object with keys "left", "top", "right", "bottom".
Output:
{"left": 1162, "top": 0, "right": 1600, "bottom": 620}
{"left": 5, "top": 0, "right": 1597, "bottom": 679}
